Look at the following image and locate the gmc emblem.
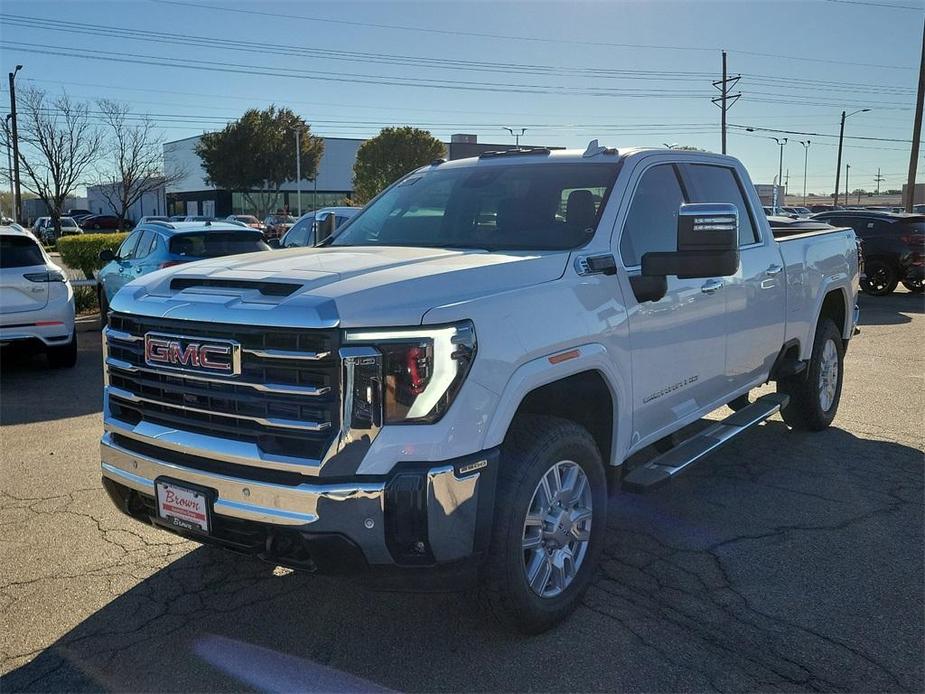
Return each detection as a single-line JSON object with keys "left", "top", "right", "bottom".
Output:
{"left": 144, "top": 333, "right": 241, "bottom": 376}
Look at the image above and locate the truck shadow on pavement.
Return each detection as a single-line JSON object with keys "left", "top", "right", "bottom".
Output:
{"left": 856, "top": 289, "right": 924, "bottom": 326}
{"left": 2, "top": 422, "right": 922, "bottom": 692}
{"left": 0, "top": 331, "right": 102, "bottom": 426}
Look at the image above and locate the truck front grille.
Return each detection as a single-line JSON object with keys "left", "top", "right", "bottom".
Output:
{"left": 105, "top": 313, "right": 340, "bottom": 462}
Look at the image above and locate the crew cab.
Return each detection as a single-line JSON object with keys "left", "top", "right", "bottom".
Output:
{"left": 98, "top": 145, "right": 859, "bottom": 633}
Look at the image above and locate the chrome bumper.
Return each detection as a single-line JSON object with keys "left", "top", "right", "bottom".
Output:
{"left": 100, "top": 432, "right": 489, "bottom": 566}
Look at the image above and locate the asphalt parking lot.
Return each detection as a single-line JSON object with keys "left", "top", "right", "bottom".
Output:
{"left": 1, "top": 292, "right": 922, "bottom": 693}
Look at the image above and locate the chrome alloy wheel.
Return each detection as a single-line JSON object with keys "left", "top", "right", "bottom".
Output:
{"left": 818, "top": 338, "right": 839, "bottom": 412}
{"left": 522, "top": 460, "right": 593, "bottom": 598}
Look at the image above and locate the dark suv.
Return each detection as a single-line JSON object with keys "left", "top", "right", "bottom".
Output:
{"left": 812, "top": 211, "right": 924, "bottom": 295}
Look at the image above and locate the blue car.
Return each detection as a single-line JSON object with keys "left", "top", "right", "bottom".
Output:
{"left": 96, "top": 221, "right": 270, "bottom": 315}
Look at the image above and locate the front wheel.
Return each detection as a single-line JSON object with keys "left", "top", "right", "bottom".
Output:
{"left": 860, "top": 259, "right": 898, "bottom": 296}
{"left": 901, "top": 278, "right": 924, "bottom": 293}
{"left": 480, "top": 415, "right": 607, "bottom": 633}
{"left": 777, "top": 319, "right": 843, "bottom": 431}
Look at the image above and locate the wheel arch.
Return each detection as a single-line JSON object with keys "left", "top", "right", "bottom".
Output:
{"left": 483, "top": 344, "right": 627, "bottom": 468}
{"left": 803, "top": 286, "right": 852, "bottom": 359}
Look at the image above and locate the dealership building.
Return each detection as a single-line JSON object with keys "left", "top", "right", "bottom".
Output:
{"left": 163, "top": 133, "right": 553, "bottom": 218}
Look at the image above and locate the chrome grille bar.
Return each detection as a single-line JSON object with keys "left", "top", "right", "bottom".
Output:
{"left": 242, "top": 348, "right": 332, "bottom": 361}
{"left": 107, "top": 385, "right": 332, "bottom": 433}
{"left": 106, "top": 357, "right": 331, "bottom": 397}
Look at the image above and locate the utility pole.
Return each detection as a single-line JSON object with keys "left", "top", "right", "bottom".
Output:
{"left": 784, "top": 168, "right": 790, "bottom": 193}
{"left": 834, "top": 107, "right": 870, "bottom": 207}
{"left": 799, "top": 140, "right": 811, "bottom": 207}
{"left": 503, "top": 127, "right": 526, "bottom": 146}
{"left": 904, "top": 15, "right": 924, "bottom": 213}
{"left": 712, "top": 50, "right": 740, "bottom": 155}
{"left": 7, "top": 65, "right": 22, "bottom": 224}
{"left": 874, "top": 168, "right": 884, "bottom": 197}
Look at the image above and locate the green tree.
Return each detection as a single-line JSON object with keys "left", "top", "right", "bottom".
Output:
{"left": 195, "top": 106, "right": 324, "bottom": 216}
{"left": 352, "top": 127, "right": 446, "bottom": 203}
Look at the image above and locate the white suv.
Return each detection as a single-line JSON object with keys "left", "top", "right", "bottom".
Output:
{"left": 0, "top": 226, "right": 77, "bottom": 367}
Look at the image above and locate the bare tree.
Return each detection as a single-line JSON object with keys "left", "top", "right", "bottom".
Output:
{"left": 95, "top": 100, "right": 186, "bottom": 224}
{"left": 16, "top": 87, "right": 102, "bottom": 233}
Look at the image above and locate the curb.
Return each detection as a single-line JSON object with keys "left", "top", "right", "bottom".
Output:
{"left": 76, "top": 314, "right": 102, "bottom": 333}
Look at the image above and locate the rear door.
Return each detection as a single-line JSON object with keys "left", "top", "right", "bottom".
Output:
{"left": 0, "top": 234, "right": 50, "bottom": 314}
{"left": 618, "top": 161, "right": 729, "bottom": 444}
{"left": 682, "top": 163, "right": 786, "bottom": 387}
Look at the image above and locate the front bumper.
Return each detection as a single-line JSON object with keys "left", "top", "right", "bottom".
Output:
{"left": 101, "top": 432, "right": 498, "bottom": 572}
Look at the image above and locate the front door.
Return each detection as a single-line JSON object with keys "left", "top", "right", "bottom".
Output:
{"left": 617, "top": 161, "right": 729, "bottom": 447}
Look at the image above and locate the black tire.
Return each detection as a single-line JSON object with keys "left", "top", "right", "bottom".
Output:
{"left": 98, "top": 288, "right": 110, "bottom": 328}
{"left": 860, "top": 259, "right": 898, "bottom": 296}
{"left": 901, "top": 278, "right": 924, "bottom": 293}
{"left": 480, "top": 415, "right": 607, "bottom": 634}
{"left": 47, "top": 333, "right": 78, "bottom": 369}
{"left": 777, "top": 319, "right": 843, "bottom": 431}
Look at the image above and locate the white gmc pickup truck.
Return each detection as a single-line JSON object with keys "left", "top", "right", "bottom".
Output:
{"left": 100, "top": 144, "right": 860, "bottom": 632}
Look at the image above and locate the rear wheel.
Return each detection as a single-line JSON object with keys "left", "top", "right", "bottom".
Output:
{"left": 480, "top": 415, "right": 607, "bottom": 633}
{"left": 777, "top": 319, "right": 843, "bottom": 431}
{"left": 901, "top": 278, "right": 924, "bottom": 293}
{"left": 47, "top": 334, "right": 77, "bottom": 369}
{"left": 860, "top": 259, "right": 898, "bottom": 296}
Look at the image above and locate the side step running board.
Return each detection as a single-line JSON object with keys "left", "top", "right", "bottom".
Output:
{"left": 622, "top": 393, "right": 789, "bottom": 493}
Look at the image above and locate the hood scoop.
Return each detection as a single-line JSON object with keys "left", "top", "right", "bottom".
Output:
{"left": 169, "top": 277, "right": 301, "bottom": 297}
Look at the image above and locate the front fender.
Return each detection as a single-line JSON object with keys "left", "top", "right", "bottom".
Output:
{"left": 482, "top": 343, "right": 629, "bottom": 466}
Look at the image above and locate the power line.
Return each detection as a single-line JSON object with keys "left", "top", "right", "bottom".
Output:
{"left": 0, "top": 13, "right": 715, "bottom": 83}
{"left": 0, "top": 42, "right": 713, "bottom": 99}
{"left": 144, "top": 0, "right": 918, "bottom": 70}
{"left": 823, "top": 0, "right": 925, "bottom": 10}
{"left": 730, "top": 123, "right": 915, "bottom": 143}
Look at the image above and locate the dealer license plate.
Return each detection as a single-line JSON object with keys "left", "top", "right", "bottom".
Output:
{"left": 155, "top": 479, "right": 211, "bottom": 534}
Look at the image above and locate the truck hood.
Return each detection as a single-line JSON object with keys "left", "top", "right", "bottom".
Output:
{"left": 111, "top": 245, "right": 568, "bottom": 327}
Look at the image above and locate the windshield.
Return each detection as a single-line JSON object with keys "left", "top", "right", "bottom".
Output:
{"left": 60, "top": 217, "right": 78, "bottom": 227}
{"left": 169, "top": 231, "right": 269, "bottom": 258}
{"left": 1, "top": 235, "right": 45, "bottom": 267}
{"left": 331, "top": 162, "right": 619, "bottom": 251}
{"left": 236, "top": 216, "right": 259, "bottom": 223}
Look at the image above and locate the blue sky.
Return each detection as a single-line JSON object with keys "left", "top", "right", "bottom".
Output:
{"left": 1, "top": 0, "right": 922, "bottom": 196}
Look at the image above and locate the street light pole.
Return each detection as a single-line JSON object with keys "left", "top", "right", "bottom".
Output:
{"left": 799, "top": 140, "right": 811, "bottom": 207}
{"left": 8, "top": 65, "right": 22, "bottom": 224}
{"left": 4, "top": 114, "right": 13, "bottom": 219}
{"left": 294, "top": 129, "right": 302, "bottom": 217}
{"left": 771, "top": 137, "right": 787, "bottom": 207}
{"left": 834, "top": 108, "right": 870, "bottom": 207}
{"left": 503, "top": 127, "right": 526, "bottom": 146}
{"left": 845, "top": 163, "right": 850, "bottom": 206}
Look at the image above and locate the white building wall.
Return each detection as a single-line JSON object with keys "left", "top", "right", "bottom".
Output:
{"left": 87, "top": 183, "right": 167, "bottom": 222}
{"left": 163, "top": 135, "right": 361, "bottom": 194}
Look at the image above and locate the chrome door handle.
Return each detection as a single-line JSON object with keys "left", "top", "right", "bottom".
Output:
{"left": 701, "top": 279, "right": 724, "bottom": 294}
{"left": 765, "top": 264, "right": 783, "bottom": 276}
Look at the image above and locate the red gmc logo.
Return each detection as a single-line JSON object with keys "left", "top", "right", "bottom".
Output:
{"left": 144, "top": 333, "right": 240, "bottom": 375}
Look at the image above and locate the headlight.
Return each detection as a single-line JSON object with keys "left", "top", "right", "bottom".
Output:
{"left": 343, "top": 321, "right": 476, "bottom": 424}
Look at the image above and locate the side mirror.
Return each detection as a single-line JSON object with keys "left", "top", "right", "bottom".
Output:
{"left": 632, "top": 203, "right": 740, "bottom": 303}
{"left": 316, "top": 214, "right": 337, "bottom": 243}
{"left": 267, "top": 238, "right": 281, "bottom": 249}
{"left": 98, "top": 248, "right": 116, "bottom": 262}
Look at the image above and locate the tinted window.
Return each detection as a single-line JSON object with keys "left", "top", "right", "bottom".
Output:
{"left": 118, "top": 231, "right": 142, "bottom": 259}
{"left": 0, "top": 235, "right": 45, "bottom": 268}
{"left": 332, "top": 163, "right": 619, "bottom": 251}
{"left": 685, "top": 164, "right": 759, "bottom": 245}
{"left": 135, "top": 231, "right": 159, "bottom": 258}
{"left": 169, "top": 231, "right": 269, "bottom": 258}
{"left": 620, "top": 164, "right": 686, "bottom": 266}
{"left": 282, "top": 218, "right": 312, "bottom": 247}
